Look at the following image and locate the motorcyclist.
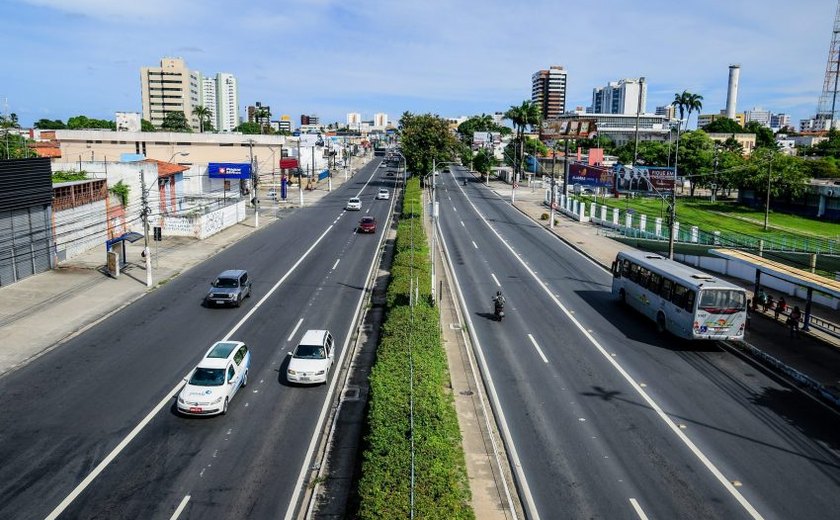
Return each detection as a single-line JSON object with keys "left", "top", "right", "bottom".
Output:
{"left": 492, "top": 290, "right": 506, "bottom": 312}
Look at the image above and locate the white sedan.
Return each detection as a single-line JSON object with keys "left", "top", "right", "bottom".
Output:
{"left": 346, "top": 197, "right": 362, "bottom": 210}
{"left": 376, "top": 189, "right": 389, "bottom": 200}
{"left": 178, "top": 341, "right": 250, "bottom": 416}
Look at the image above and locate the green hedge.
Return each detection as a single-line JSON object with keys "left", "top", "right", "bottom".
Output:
{"left": 358, "top": 177, "right": 474, "bottom": 519}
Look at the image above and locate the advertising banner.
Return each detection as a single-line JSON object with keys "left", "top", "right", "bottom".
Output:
{"left": 568, "top": 163, "right": 613, "bottom": 188}
{"left": 540, "top": 118, "right": 597, "bottom": 140}
{"left": 208, "top": 163, "right": 251, "bottom": 179}
{"left": 613, "top": 164, "right": 675, "bottom": 194}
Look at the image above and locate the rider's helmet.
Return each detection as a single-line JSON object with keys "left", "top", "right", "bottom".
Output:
{"left": 496, "top": 290, "right": 502, "bottom": 297}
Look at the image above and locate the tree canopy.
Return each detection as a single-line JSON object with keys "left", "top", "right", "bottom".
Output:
{"left": 161, "top": 111, "right": 192, "bottom": 133}
{"left": 234, "top": 122, "right": 262, "bottom": 134}
{"left": 141, "top": 119, "right": 156, "bottom": 132}
{"left": 398, "top": 112, "right": 458, "bottom": 177}
{"left": 703, "top": 117, "right": 743, "bottom": 134}
{"left": 67, "top": 115, "right": 116, "bottom": 130}
{"left": 744, "top": 121, "right": 775, "bottom": 149}
{"left": 34, "top": 119, "right": 67, "bottom": 130}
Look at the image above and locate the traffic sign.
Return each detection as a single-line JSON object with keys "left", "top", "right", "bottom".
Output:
{"left": 513, "top": 182, "right": 519, "bottom": 189}
{"left": 551, "top": 202, "right": 557, "bottom": 209}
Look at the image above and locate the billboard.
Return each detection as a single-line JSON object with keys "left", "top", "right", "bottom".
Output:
{"left": 613, "top": 164, "right": 675, "bottom": 194}
{"left": 540, "top": 118, "right": 597, "bottom": 140}
{"left": 208, "top": 163, "right": 252, "bottom": 179}
{"left": 299, "top": 134, "right": 321, "bottom": 147}
{"left": 568, "top": 163, "right": 613, "bottom": 188}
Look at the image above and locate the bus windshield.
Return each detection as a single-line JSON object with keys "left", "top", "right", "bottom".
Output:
{"left": 698, "top": 289, "right": 746, "bottom": 314}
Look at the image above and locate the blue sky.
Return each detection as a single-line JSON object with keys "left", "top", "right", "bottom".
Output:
{"left": 0, "top": 0, "right": 835, "bottom": 128}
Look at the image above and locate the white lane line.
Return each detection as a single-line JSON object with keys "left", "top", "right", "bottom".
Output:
{"left": 527, "top": 334, "right": 549, "bottom": 363}
{"left": 460, "top": 220, "right": 465, "bottom": 227}
{"left": 453, "top": 206, "right": 457, "bottom": 212}
{"left": 169, "top": 495, "right": 191, "bottom": 520}
{"left": 365, "top": 208, "right": 370, "bottom": 214}
{"left": 459, "top": 189, "right": 765, "bottom": 520}
{"left": 287, "top": 318, "right": 304, "bottom": 342}
{"left": 472, "top": 241, "right": 478, "bottom": 249}
{"left": 331, "top": 258, "right": 340, "bottom": 270}
{"left": 490, "top": 273, "right": 501, "bottom": 287}
{"left": 45, "top": 222, "right": 339, "bottom": 520}
{"left": 629, "top": 498, "right": 649, "bottom": 520}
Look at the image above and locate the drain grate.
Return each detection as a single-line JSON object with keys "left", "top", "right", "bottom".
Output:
{"left": 343, "top": 386, "right": 361, "bottom": 401}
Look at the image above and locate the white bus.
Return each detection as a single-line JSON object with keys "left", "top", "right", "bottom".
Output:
{"left": 611, "top": 250, "right": 747, "bottom": 340}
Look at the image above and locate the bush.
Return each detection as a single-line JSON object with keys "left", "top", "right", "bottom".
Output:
{"left": 540, "top": 212, "right": 549, "bottom": 220}
{"left": 358, "top": 177, "right": 474, "bottom": 520}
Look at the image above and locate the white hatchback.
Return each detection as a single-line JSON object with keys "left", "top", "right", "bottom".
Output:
{"left": 178, "top": 341, "right": 250, "bottom": 416}
{"left": 287, "top": 329, "right": 334, "bottom": 384}
{"left": 346, "top": 197, "right": 362, "bottom": 210}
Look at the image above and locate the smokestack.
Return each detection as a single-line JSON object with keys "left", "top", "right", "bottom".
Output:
{"left": 725, "top": 64, "right": 740, "bottom": 119}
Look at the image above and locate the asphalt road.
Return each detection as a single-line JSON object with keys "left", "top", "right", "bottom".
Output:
{"left": 0, "top": 158, "right": 398, "bottom": 519}
{"left": 438, "top": 167, "right": 840, "bottom": 520}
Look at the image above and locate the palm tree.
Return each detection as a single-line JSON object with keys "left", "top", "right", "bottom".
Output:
{"left": 192, "top": 105, "right": 211, "bottom": 133}
{"left": 668, "top": 90, "right": 704, "bottom": 258}
{"left": 504, "top": 101, "right": 542, "bottom": 178}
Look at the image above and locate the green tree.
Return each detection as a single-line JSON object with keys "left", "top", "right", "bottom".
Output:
{"left": 457, "top": 113, "right": 501, "bottom": 146}
{"left": 67, "top": 115, "right": 116, "bottom": 130}
{"left": 715, "top": 148, "right": 748, "bottom": 197}
{"left": 192, "top": 105, "right": 212, "bottom": 133}
{"left": 801, "top": 156, "right": 839, "bottom": 178}
{"left": 0, "top": 113, "right": 20, "bottom": 129}
{"left": 703, "top": 117, "right": 743, "bottom": 133}
{"left": 0, "top": 132, "right": 30, "bottom": 159}
{"left": 398, "top": 112, "right": 458, "bottom": 177}
{"left": 615, "top": 140, "right": 669, "bottom": 165}
{"left": 744, "top": 121, "right": 775, "bottom": 149}
{"left": 234, "top": 122, "right": 262, "bottom": 134}
{"left": 504, "top": 101, "right": 542, "bottom": 176}
{"left": 742, "top": 149, "right": 808, "bottom": 228}
{"left": 34, "top": 118, "right": 67, "bottom": 130}
{"left": 141, "top": 119, "right": 156, "bottom": 132}
{"left": 161, "top": 111, "right": 192, "bottom": 133}
{"left": 676, "top": 130, "right": 714, "bottom": 196}
{"left": 472, "top": 148, "right": 497, "bottom": 176}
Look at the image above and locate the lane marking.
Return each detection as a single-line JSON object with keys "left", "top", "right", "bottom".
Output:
{"left": 331, "top": 258, "right": 340, "bottom": 271}
{"left": 453, "top": 206, "right": 457, "bottom": 212}
{"left": 46, "top": 221, "right": 340, "bottom": 520}
{"left": 458, "top": 188, "right": 765, "bottom": 519}
{"left": 629, "top": 498, "right": 649, "bottom": 520}
{"left": 490, "top": 273, "right": 501, "bottom": 287}
{"left": 527, "top": 334, "right": 549, "bottom": 364}
{"left": 169, "top": 495, "right": 191, "bottom": 520}
{"left": 460, "top": 220, "right": 465, "bottom": 227}
{"left": 287, "top": 318, "right": 304, "bottom": 342}
{"left": 472, "top": 241, "right": 478, "bottom": 249}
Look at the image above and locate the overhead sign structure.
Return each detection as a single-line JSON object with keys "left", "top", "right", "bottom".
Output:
{"left": 540, "top": 118, "right": 597, "bottom": 141}
{"left": 208, "top": 163, "right": 252, "bottom": 179}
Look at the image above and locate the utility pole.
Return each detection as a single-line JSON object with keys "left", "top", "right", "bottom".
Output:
{"left": 550, "top": 143, "right": 557, "bottom": 228}
{"left": 249, "top": 140, "right": 258, "bottom": 228}
{"left": 633, "top": 77, "right": 645, "bottom": 167}
{"left": 140, "top": 169, "right": 152, "bottom": 288}
{"left": 668, "top": 122, "right": 681, "bottom": 260}
{"left": 562, "top": 138, "right": 570, "bottom": 197}
{"left": 711, "top": 144, "right": 719, "bottom": 202}
{"left": 297, "top": 138, "right": 303, "bottom": 206}
{"left": 764, "top": 151, "right": 773, "bottom": 231}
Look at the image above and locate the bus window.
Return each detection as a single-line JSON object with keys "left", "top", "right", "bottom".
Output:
{"left": 649, "top": 272, "right": 663, "bottom": 294}
{"left": 612, "top": 261, "right": 620, "bottom": 277}
{"left": 660, "top": 278, "right": 673, "bottom": 301}
{"left": 639, "top": 267, "right": 651, "bottom": 289}
{"left": 684, "top": 290, "right": 696, "bottom": 312}
{"left": 629, "top": 263, "right": 640, "bottom": 283}
{"left": 698, "top": 289, "right": 746, "bottom": 313}
{"left": 673, "top": 284, "right": 688, "bottom": 308}
{"left": 621, "top": 259, "right": 631, "bottom": 277}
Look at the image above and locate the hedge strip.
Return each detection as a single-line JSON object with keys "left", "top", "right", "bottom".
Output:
{"left": 357, "top": 177, "right": 474, "bottom": 519}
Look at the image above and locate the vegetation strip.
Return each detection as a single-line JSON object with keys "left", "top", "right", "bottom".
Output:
{"left": 357, "top": 177, "right": 474, "bottom": 519}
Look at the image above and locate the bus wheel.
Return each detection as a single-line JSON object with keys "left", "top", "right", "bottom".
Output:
{"left": 656, "top": 313, "right": 667, "bottom": 334}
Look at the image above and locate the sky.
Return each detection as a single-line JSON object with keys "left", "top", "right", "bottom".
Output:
{"left": 0, "top": 0, "right": 836, "bottom": 128}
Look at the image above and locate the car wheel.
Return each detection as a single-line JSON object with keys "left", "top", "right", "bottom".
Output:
{"left": 221, "top": 397, "right": 229, "bottom": 415}
{"left": 656, "top": 313, "right": 667, "bottom": 334}
{"left": 246, "top": 287, "right": 251, "bottom": 298}
{"left": 243, "top": 370, "right": 248, "bottom": 387}
{"left": 235, "top": 296, "right": 241, "bottom": 308}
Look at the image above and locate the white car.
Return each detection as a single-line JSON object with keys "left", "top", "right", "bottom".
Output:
{"left": 287, "top": 329, "right": 335, "bottom": 384}
{"left": 346, "top": 197, "right": 362, "bottom": 210}
{"left": 178, "top": 341, "right": 251, "bottom": 416}
{"left": 376, "top": 189, "right": 389, "bottom": 200}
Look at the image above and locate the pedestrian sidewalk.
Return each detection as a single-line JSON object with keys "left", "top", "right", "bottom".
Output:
{"left": 472, "top": 174, "right": 840, "bottom": 406}
{"left": 0, "top": 155, "right": 373, "bottom": 377}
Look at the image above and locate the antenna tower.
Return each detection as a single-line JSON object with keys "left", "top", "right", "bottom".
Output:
{"left": 817, "top": 0, "right": 840, "bottom": 125}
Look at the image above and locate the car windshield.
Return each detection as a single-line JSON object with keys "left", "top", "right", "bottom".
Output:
{"left": 349, "top": 198, "right": 360, "bottom": 203}
{"left": 214, "top": 277, "right": 238, "bottom": 288}
{"left": 189, "top": 367, "right": 225, "bottom": 386}
{"left": 294, "top": 345, "right": 326, "bottom": 359}
{"left": 361, "top": 217, "right": 374, "bottom": 224}
{"left": 698, "top": 289, "right": 746, "bottom": 314}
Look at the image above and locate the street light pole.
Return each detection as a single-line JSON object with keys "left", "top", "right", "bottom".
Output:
{"left": 140, "top": 168, "right": 152, "bottom": 288}
{"left": 248, "top": 139, "right": 258, "bottom": 229}
{"left": 764, "top": 151, "right": 773, "bottom": 231}
{"left": 668, "top": 118, "right": 682, "bottom": 260}
{"left": 550, "top": 143, "right": 557, "bottom": 228}
{"left": 633, "top": 77, "right": 645, "bottom": 167}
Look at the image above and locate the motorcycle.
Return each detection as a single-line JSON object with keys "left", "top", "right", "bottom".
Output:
{"left": 463, "top": 178, "right": 468, "bottom": 186}
{"left": 493, "top": 301, "right": 505, "bottom": 321}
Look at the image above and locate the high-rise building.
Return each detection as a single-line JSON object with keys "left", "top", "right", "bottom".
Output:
{"left": 744, "top": 106, "right": 771, "bottom": 127}
{"left": 374, "top": 113, "right": 388, "bottom": 128}
{"left": 141, "top": 57, "right": 203, "bottom": 131}
{"left": 301, "top": 114, "right": 319, "bottom": 126}
{"left": 347, "top": 112, "right": 361, "bottom": 127}
{"left": 278, "top": 115, "right": 292, "bottom": 133}
{"left": 247, "top": 101, "right": 271, "bottom": 129}
{"left": 141, "top": 58, "right": 238, "bottom": 132}
{"left": 531, "top": 65, "right": 567, "bottom": 119}
{"left": 655, "top": 105, "right": 676, "bottom": 119}
{"left": 771, "top": 113, "right": 791, "bottom": 130}
{"left": 590, "top": 78, "right": 646, "bottom": 115}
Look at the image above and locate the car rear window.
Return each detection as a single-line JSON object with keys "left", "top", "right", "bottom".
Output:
{"left": 207, "top": 342, "right": 238, "bottom": 358}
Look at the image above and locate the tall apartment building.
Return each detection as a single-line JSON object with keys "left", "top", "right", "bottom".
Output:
{"left": 590, "top": 78, "right": 646, "bottom": 115}
{"left": 347, "top": 112, "right": 361, "bottom": 127}
{"left": 278, "top": 115, "right": 292, "bottom": 133}
{"left": 531, "top": 65, "right": 567, "bottom": 119}
{"left": 655, "top": 105, "right": 676, "bottom": 119}
{"left": 771, "top": 113, "right": 791, "bottom": 130}
{"left": 141, "top": 58, "right": 239, "bottom": 133}
{"left": 374, "top": 113, "right": 388, "bottom": 128}
{"left": 301, "top": 114, "right": 319, "bottom": 126}
{"left": 141, "top": 57, "right": 202, "bottom": 131}
{"left": 744, "top": 106, "right": 771, "bottom": 127}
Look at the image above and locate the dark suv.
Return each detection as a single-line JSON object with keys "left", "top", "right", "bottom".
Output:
{"left": 205, "top": 270, "right": 252, "bottom": 307}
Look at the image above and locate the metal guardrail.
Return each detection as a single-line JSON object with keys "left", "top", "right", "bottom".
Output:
{"left": 807, "top": 314, "right": 840, "bottom": 339}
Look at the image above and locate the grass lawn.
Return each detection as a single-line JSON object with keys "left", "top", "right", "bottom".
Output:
{"left": 579, "top": 195, "right": 840, "bottom": 251}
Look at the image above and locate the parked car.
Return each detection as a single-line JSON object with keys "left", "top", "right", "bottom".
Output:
{"left": 287, "top": 329, "right": 335, "bottom": 384}
{"left": 358, "top": 216, "right": 377, "bottom": 234}
{"left": 177, "top": 341, "right": 251, "bottom": 416}
{"left": 205, "top": 269, "right": 251, "bottom": 307}
{"left": 346, "top": 197, "right": 362, "bottom": 210}
{"left": 376, "top": 188, "right": 389, "bottom": 200}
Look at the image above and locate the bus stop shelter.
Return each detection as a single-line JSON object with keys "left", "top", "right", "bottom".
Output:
{"left": 711, "top": 248, "right": 840, "bottom": 333}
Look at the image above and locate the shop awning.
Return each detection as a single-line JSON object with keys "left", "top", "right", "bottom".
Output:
{"left": 280, "top": 158, "right": 299, "bottom": 169}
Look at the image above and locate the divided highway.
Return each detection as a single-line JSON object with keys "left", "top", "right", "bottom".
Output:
{"left": 437, "top": 167, "right": 840, "bottom": 520}
{"left": 0, "top": 158, "right": 396, "bottom": 519}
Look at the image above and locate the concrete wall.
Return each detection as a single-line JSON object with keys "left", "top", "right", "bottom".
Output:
{"left": 162, "top": 200, "right": 246, "bottom": 239}
{"left": 53, "top": 200, "right": 108, "bottom": 262}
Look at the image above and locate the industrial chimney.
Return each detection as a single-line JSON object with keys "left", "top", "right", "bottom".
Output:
{"left": 725, "top": 64, "right": 740, "bottom": 119}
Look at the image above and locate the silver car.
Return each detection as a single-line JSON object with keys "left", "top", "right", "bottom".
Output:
{"left": 205, "top": 269, "right": 252, "bottom": 307}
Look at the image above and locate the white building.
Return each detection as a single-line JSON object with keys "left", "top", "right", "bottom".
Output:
{"left": 744, "top": 106, "right": 771, "bottom": 127}
{"left": 115, "top": 112, "right": 141, "bottom": 132}
{"left": 347, "top": 112, "right": 361, "bottom": 128}
{"left": 140, "top": 57, "right": 203, "bottom": 131}
{"left": 201, "top": 77, "right": 218, "bottom": 129}
{"left": 214, "top": 73, "right": 239, "bottom": 132}
{"left": 770, "top": 113, "right": 791, "bottom": 131}
{"left": 590, "top": 78, "right": 647, "bottom": 115}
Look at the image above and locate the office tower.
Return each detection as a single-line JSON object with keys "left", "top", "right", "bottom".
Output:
{"left": 531, "top": 65, "right": 567, "bottom": 119}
